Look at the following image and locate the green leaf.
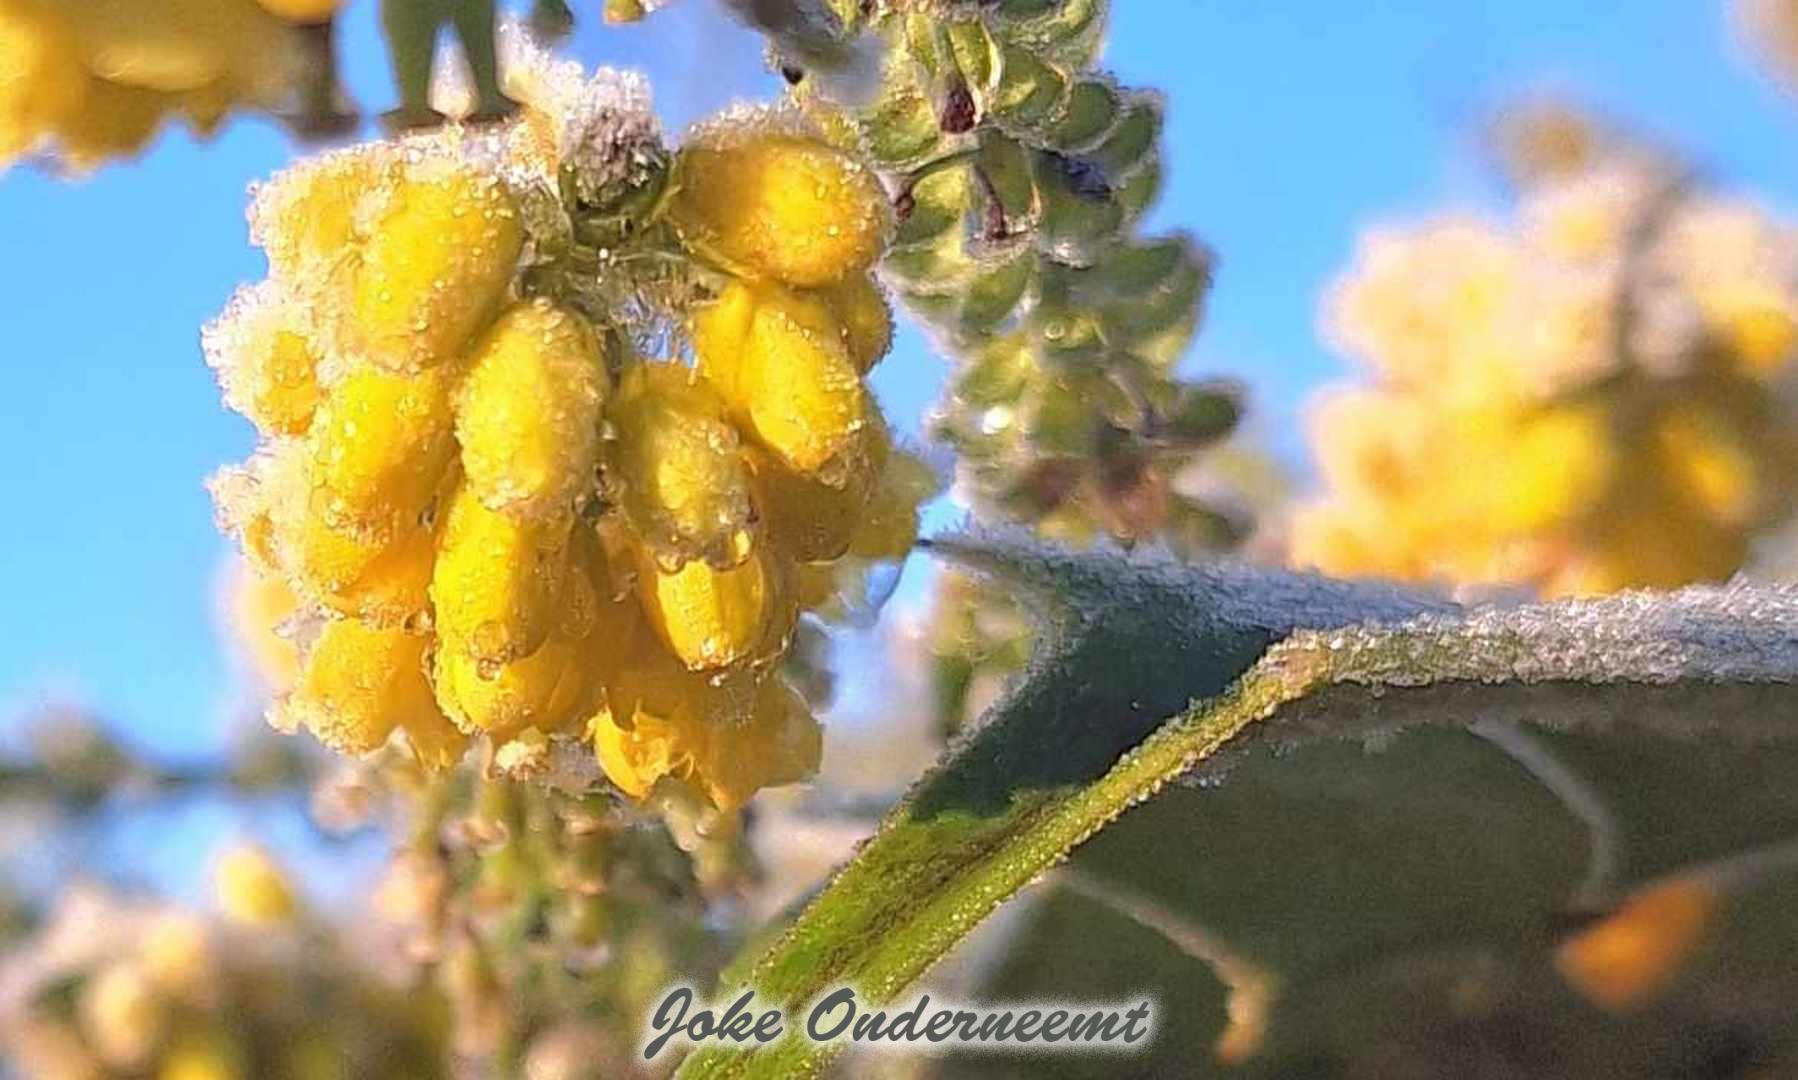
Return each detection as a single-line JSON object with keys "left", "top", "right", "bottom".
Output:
{"left": 674, "top": 534, "right": 1798, "bottom": 1079}
{"left": 957, "top": 720, "right": 1798, "bottom": 1077}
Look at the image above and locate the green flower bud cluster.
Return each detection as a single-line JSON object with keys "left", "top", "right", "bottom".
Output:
{"left": 360, "top": 760, "right": 742, "bottom": 1075}
{"left": 778, "top": 0, "right": 1247, "bottom": 545}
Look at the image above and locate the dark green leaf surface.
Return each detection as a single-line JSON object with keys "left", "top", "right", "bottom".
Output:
{"left": 676, "top": 534, "right": 1798, "bottom": 1079}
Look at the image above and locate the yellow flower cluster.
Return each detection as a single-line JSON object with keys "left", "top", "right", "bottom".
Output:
{"left": 1292, "top": 160, "right": 1798, "bottom": 596}
{"left": 0, "top": 0, "right": 316, "bottom": 171}
{"left": 209, "top": 96, "right": 929, "bottom": 810}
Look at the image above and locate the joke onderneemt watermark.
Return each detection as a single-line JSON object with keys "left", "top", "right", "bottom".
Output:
{"left": 643, "top": 986, "right": 1155, "bottom": 1061}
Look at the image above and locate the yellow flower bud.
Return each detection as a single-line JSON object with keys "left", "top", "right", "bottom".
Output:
{"left": 688, "top": 271, "right": 757, "bottom": 373}
{"left": 1489, "top": 403, "right": 1614, "bottom": 533}
{"left": 280, "top": 618, "right": 441, "bottom": 756}
{"left": 593, "top": 666, "right": 819, "bottom": 810}
{"left": 435, "top": 535, "right": 624, "bottom": 740}
{"left": 79, "top": 962, "right": 165, "bottom": 1069}
{"left": 437, "top": 631, "right": 598, "bottom": 741}
{"left": 1558, "top": 499, "right": 1749, "bottom": 595}
{"left": 140, "top": 915, "right": 214, "bottom": 1000}
{"left": 605, "top": 362, "right": 753, "bottom": 567}
{"left": 315, "top": 518, "right": 438, "bottom": 629}
{"left": 258, "top": 451, "right": 451, "bottom": 628}
{"left": 747, "top": 409, "right": 889, "bottom": 562}
{"left": 699, "top": 675, "right": 822, "bottom": 811}
{"left": 432, "top": 483, "right": 570, "bottom": 667}
{"left": 591, "top": 707, "right": 683, "bottom": 802}
{"left": 342, "top": 163, "right": 524, "bottom": 372}
{"left": 593, "top": 628, "right": 753, "bottom": 799}
{"left": 206, "top": 283, "right": 324, "bottom": 437}
{"left": 672, "top": 131, "right": 890, "bottom": 287}
{"left": 209, "top": 460, "right": 283, "bottom": 572}
{"left": 213, "top": 844, "right": 297, "bottom": 926}
{"left": 633, "top": 535, "right": 793, "bottom": 670}
{"left": 251, "top": 146, "right": 390, "bottom": 285}
{"left": 252, "top": 445, "right": 386, "bottom": 596}
{"left": 1720, "top": 299, "right": 1798, "bottom": 377}
{"left": 275, "top": 509, "right": 386, "bottom": 599}
{"left": 693, "top": 280, "right": 873, "bottom": 476}
{"left": 456, "top": 299, "right": 608, "bottom": 522}
{"left": 604, "top": 0, "right": 648, "bottom": 23}
{"left": 245, "top": 328, "right": 322, "bottom": 435}
{"left": 157, "top": 1031, "right": 246, "bottom": 1080}
{"left": 307, "top": 362, "right": 458, "bottom": 539}
{"left": 815, "top": 273, "right": 894, "bottom": 374}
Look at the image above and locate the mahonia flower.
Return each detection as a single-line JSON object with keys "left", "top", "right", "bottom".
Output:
{"left": 212, "top": 844, "right": 298, "bottom": 927}
{"left": 1293, "top": 147, "right": 1798, "bottom": 596}
{"left": 0, "top": 0, "right": 316, "bottom": 172}
{"left": 208, "top": 57, "right": 929, "bottom": 812}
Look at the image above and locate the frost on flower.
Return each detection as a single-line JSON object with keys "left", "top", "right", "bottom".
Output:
{"left": 209, "top": 55, "right": 924, "bottom": 814}
{"left": 1294, "top": 121, "right": 1798, "bottom": 598}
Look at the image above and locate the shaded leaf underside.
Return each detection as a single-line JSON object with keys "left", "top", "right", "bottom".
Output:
{"left": 677, "top": 532, "right": 1798, "bottom": 1079}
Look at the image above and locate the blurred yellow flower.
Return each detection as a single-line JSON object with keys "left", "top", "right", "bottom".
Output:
{"left": 212, "top": 845, "right": 298, "bottom": 927}
{"left": 1295, "top": 141, "right": 1798, "bottom": 596}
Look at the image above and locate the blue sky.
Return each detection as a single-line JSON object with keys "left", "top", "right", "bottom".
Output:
{"left": 3, "top": 0, "right": 1797, "bottom": 778}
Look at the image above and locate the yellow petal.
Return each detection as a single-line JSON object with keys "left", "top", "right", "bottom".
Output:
{"left": 694, "top": 675, "right": 821, "bottom": 810}
{"left": 431, "top": 483, "right": 570, "bottom": 667}
{"left": 748, "top": 409, "right": 889, "bottom": 562}
{"left": 633, "top": 535, "right": 792, "bottom": 670}
{"left": 456, "top": 299, "right": 608, "bottom": 522}
{"left": 342, "top": 163, "right": 524, "bottom": 372}
{"left": 279, "top": 617, "right": 439, "bottom": 756}
{"left": 606, "top": 361, "right": 754, "bottom": 567}
{"left": 672, "top": 132, "right": 890, "bottom": 287}
{"left": 815, "top": 272, "right": 894, "bottom": 374}
{"left": 694, "top": 280, "right": 872, "bottom": 476}
{"left": 593, "top": 628, "right": 756, "bottom": 799}
{"left": 306, "top": 362, "right": 458, "bottom": 539}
